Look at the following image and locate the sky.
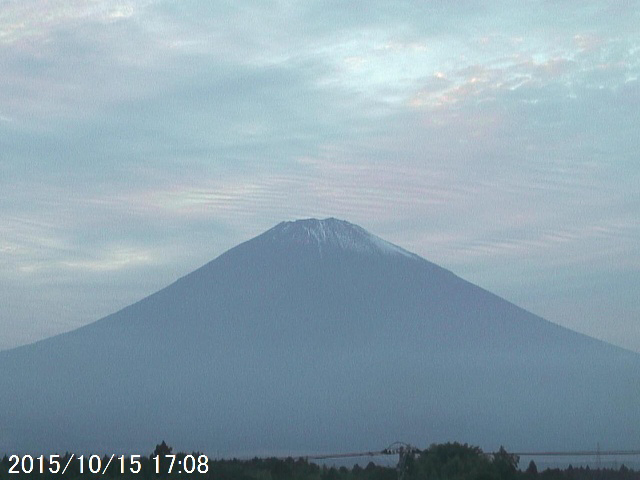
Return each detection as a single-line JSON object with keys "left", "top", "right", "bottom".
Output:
{"left": 1, "top": 1, "right": 638, "bottom": 352}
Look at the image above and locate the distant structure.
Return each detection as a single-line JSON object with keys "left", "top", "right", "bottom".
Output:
{"left": 382, "top": 443, "right": 422, "bottom": 480}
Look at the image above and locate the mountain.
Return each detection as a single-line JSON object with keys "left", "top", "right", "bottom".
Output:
{"left": 1, "top": 218, "right": 639, "bottom": 456}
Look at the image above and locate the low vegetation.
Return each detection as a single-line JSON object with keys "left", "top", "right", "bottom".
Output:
{"left": 1, "top": 442, "right": 638, "bottom": 480}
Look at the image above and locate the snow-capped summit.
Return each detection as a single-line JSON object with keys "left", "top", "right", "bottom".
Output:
{"left": 263, "top": 218, "right": 416, "bottom": 258}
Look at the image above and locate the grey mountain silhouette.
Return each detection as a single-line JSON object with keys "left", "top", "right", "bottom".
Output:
{"left": 1, "top": 218, "right": 638, "bottom": 455}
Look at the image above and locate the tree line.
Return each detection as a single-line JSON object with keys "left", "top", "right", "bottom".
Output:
{"left": 1, "top": 441, "right": 638, "bottom": 480}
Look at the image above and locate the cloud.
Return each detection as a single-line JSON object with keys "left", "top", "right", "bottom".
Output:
{"left": 0, "top": 1, "right": 152, "bottom": 45}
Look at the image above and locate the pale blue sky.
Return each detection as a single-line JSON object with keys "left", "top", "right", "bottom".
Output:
{"left": 1, "top": 1, "right": 638, "bottom": 351}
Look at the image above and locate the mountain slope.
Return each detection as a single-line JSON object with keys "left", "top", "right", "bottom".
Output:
{"left": 1, "top": 218, "right": 638, "bottom": 455}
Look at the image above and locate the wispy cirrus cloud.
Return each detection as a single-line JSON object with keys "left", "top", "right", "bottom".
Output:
{"left": 0, "top": 1, "right": 148, "bottom": 45}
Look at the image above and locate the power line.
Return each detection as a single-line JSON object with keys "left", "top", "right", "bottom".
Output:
{"left": 292, "top": 447, "right": 640, "bottom": 461}
{"left": 282, "top": 444, "right": 640, "bottom": 480}
{"left": 510, "top": 450, "right": 640, "bottom": 457}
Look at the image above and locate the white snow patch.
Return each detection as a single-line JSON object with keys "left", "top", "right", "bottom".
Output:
{"left": 270, "top": 218, "right": 418, "bottom": 259}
